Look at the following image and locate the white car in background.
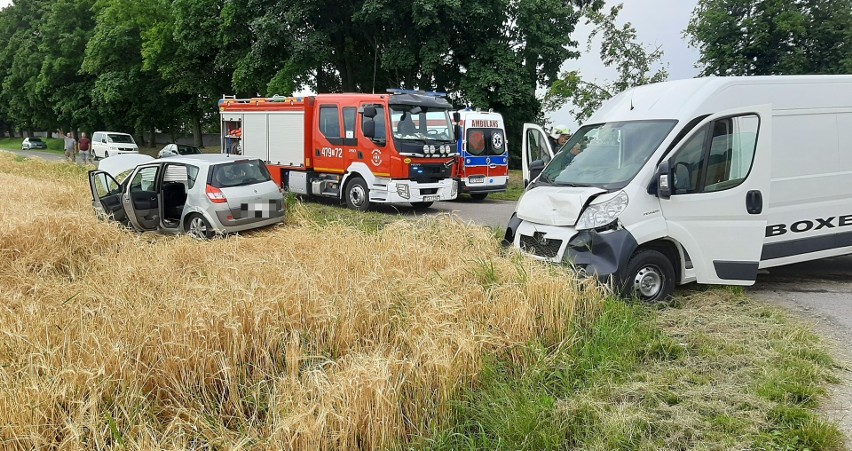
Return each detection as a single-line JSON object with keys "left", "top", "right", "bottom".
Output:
{"left": 92, "top": 131, "right": 139, "bottom": 159}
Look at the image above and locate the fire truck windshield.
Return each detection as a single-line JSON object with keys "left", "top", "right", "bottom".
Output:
{"left": 389, "top": 106, "right": 454, "bottom": 143}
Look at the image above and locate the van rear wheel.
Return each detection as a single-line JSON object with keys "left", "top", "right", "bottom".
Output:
{"left": 619, "top": 249, "right": 675, "bottom": 303}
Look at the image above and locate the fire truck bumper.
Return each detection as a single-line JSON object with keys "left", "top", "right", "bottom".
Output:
{"left": 375, "top": 179, "right": 458, "bottom": 203}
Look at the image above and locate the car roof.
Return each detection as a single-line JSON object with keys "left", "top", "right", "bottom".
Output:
{"left": 94, "top": 131, "right": 132, "bottom": 135}
{"left": 157, "top": 154, "right": 258, "bottom": 165}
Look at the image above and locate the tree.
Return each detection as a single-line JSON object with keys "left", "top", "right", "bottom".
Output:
{"left": 82, "top": 0, "right": 176, "bottom": 141}
{"left": 36, "top": 0, "right": 98, "bottom": 135}
{"left": 545, "top": 4, "right": 669, "bottom": 124}
{"left": 686, "top": 0, "right": 852, "bottom": 76}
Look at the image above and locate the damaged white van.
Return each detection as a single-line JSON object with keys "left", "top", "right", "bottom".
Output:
{"left": 506, "top": 75, "right": 852, "bottom": 301}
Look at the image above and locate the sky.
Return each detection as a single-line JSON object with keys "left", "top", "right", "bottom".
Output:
{"left": 0, "top": 0, "right": 701, "bottom": 130}
{"left": 550, "top": 0, "right": 701, "bottom": 131}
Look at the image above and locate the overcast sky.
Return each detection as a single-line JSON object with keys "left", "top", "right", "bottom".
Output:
{"left": 0, "top": 0, "right": 700, "bottom": 130}
{"left": 551, "top": 0, "right": 701, "bottom": 131}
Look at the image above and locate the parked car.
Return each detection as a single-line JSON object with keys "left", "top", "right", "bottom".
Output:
{"left": 158, "top": 143, "right": 202, "bottom": 158}
{"left": 91, "top": 131, "right": 139, "bottom": 159}
{"left": 21, "top": 137, "right": 48, "bottom": 150}
{"left": 89, "top": 154, "right": 285, "bottom": 239}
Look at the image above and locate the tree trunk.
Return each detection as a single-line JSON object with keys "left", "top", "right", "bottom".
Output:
{"left": 192, "top": 115, "right": 203, "bottom": 148}
{"left": 27, "top": 129, "right": 35, "bottom": 137}
{"left": 149, "top": 126, "right": 156, "bottom": 147}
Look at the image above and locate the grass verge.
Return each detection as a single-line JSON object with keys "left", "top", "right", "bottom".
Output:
{"left": 478, "top": 169, "right": 524, "bottom": 202}
{"left": 418, "top": 289, "right": 843, "bottom": 450}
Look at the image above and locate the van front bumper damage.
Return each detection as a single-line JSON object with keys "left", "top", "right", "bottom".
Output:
{"left": 504, "top": 213, "right": 638, "bottom": 278}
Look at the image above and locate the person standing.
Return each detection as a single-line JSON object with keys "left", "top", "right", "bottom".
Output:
{"left": 78, "top": 132, "right": 91, "bottom": 164}
{"left": 64, "top": 132, "right": 77, "bottom": 163}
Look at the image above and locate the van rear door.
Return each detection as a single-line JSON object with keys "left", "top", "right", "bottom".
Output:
{"left": 521, "top": 123, "right": 554, "bottom": 186}
{"left": 658, "top": 106, "right": 771, "bottom": 285}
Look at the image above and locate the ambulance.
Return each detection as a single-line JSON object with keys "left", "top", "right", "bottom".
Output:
{"left": 453, "top": 108, "right": 509, "bottom": 200}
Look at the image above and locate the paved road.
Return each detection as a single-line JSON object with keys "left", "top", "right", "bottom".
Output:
{"left": 3, "top": 148, "right": 75, "bottom": 163}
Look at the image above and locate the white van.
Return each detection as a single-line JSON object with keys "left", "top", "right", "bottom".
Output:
{"left": 92, "top": 131, "right": 139, "bottom": 159}
{"left": 508, "top": 75, "right": 852, "bottom": 301}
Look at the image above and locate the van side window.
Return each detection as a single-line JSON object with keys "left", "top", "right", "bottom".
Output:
{"left": 319, "top": 105, "right": 341, "bottom": 139}
{"left": 670, "top": 114, "right": 759, "bottom": 194}
{"left": 703, "top": 115, "right": 758, "bottom": 192}
{"left": 361, "top": 105, "right": 386, "bottom": 143}
{"left": 526, "top": 128, "right": 552, "bottom": 165}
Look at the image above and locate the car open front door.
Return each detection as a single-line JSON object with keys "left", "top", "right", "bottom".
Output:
{"left": 121, "top": 165, "right": 162, "bottom": 231}
{"left": 657, "top": 105, "right": 772, "bottom": 285}
{"left": 521, "top": 123, "right": 554, "bottom": 187}
{"left": 89, "top": 170, "right": 128, "bottom": 223}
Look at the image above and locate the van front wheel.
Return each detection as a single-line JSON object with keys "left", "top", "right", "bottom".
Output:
{"left": 619, "top": 249, "right": 675, "bottom": 303}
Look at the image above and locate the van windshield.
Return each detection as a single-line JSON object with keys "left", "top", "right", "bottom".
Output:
{"left": 108, "top": 134, "right": 135, "bottom": 144}
{"left": 538, "top": 120, "right": 677, "bottom": 190}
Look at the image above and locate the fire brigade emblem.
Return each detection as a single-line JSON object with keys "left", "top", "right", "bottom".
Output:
{"left": 492, "top": 132, "right": 504, "bottom": 150}
{"left": 371, "top": 149, "right": 383, "bottom": 166}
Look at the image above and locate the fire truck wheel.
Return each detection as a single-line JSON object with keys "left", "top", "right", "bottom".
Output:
{"left": 470, "top": 193, "right": 488, "bottom": 201}
{"left": 344, "top": 177, "right": 370, "bottom": 211}
{"left": 410, "top": 202, "right": 434, "bottom": 210}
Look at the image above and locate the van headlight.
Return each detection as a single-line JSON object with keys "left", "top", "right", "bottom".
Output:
{"left": 575, "top": 191, "right": 629, "bottom": 230}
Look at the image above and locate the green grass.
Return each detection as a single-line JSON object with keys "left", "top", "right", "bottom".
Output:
{"left": 482, "top": 169, "right": 525, "bottom": 202}
{"left": 414, "top": 290, "right": 844, "bottom": 450}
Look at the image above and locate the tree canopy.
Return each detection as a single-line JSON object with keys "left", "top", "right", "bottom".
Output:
{"left": 686, "top": 0, "right": 852, "bottom": 76}
{"left": 0, "top": 0, "right": 603, "bottom": 155}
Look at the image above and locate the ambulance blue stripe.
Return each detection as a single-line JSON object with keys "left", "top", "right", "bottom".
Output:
{"left": 461, "top": 155, "right": 508, "bottom": 167}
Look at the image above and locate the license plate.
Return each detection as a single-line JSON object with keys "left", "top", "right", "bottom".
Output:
{"left": 422, "top": 195, "right": 440, "bottom": 202}
{"left": 469, "top": 176, "right": 485, "bottom": 184}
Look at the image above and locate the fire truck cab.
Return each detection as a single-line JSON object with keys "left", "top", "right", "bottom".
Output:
{"left": 219, "top": 90, "right": 459, "bottom": 210}
{"left": 453, "top": 108, "right": 509, "bottom": 200}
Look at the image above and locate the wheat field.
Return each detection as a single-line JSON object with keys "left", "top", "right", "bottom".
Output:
{"left": 0, "top": 153, "right": 605, "bottom": 449}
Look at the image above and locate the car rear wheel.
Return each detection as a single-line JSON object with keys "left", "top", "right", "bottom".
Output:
{"left": 186, "top": 213, "right": 215, "bottom": 240}
{"left": 104, "top": 151, "right": 110, "bottom": 158}
{"left": 344, "top": 177, "right": 370, "bottom": 211}
{"left": 470, "top": 192, "right": 488, "bottom": 201}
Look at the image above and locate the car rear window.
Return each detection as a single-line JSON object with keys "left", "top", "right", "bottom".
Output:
{"left": 210, "top": 160, "right": 272, "bottom": 188}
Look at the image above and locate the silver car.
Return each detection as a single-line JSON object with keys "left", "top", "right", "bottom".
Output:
{"left": 89, "top": 154, "right": 285, "bottom": 238}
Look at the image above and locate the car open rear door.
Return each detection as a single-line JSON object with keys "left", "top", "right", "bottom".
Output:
{"left": 657, "top": 105, "right": 772, "bottom": 285}
{"left": 521, "top": 123, "right": 554, "bottom": 187}
{"left": 89, "top": 170, "right": 128, "bottom": 223}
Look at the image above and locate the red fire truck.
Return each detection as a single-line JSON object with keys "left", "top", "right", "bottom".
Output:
{"left": 218, "top": 90, "right": 459, "bottom": 210}
{"left": 453, "top": 108, "right": 509, "bottom": 200}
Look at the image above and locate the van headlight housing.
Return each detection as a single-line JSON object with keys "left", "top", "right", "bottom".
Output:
{"left": 575, "top": 191, "right": 629, "bottom": 230}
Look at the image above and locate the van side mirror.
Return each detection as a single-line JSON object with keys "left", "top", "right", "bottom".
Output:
{"left": 363, "top": 106, "right": 377, "bottom": 118}
{"left": 101, "top": 138, "right": 107, "bottom": 143}
{"left": 453, "top": 111, "right": 461, "bottom": 123}
{"left": 453, "top": 124, "right": 461, "bottom": 141}
{"left": 656, "top": 160, "right": 672, "bottom": 199}
{"left": 363, "top": 119, "right": 375, "bottom": 139}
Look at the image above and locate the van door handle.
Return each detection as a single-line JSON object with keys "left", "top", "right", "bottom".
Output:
{"left": 746, "top": 190, "right": 763, "bottom": 215}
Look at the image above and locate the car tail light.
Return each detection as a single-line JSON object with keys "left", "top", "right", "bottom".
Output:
{"left": 206, "top": 184, "right": 228, "bottom": 203}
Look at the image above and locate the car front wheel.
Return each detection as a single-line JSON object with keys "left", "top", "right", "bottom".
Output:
{"left": 186, "top": 214, "right": 215, "bottom": 240}
{"left": 618, "top": 249, "right": 675, "bottom": 303}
